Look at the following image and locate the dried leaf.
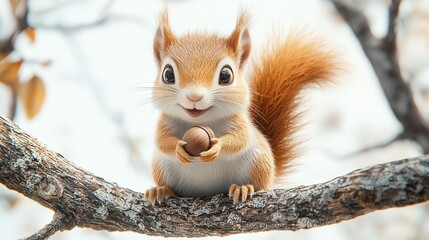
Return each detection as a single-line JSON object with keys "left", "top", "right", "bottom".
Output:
{"left": 19, "top": 75, "right": 46, "bottom": 119}
{"left": 25, "top": 28, "right": 36, "bottom": 43}
{"left": 0, "top": 60, "right": 22, "bottom": 85}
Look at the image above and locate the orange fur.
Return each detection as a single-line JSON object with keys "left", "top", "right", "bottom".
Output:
{"left": 152, "top": 160, "right": 166, "bottom": 186}
{"left": 155, "top": 10, "right": 251, "bottom": 88}
{"left": 155, "top": 114, "right": 178, "bottom": 154}
{"left": 167, "top": 35, "right": 235, "bottom": 88}
{"left": 219, "top": 113, "right": 249, "bottom": 153}
{"left": 226, "top": 11, "right": 251, "bottom": 68}
{"left": 153, "top": 9, "right": 177, "bottom": 65}
{"left": 249, "top": 33, "right": 338, "bottom": 182}
{"left": 249, "top": 133, "right": 275, "bottom": 190}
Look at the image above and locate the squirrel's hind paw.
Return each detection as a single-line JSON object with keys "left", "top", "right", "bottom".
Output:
{"left": 228, "top": 184, "right": 255, "bottom": 204}
{"left": 145, "top": 186, "right": 176, "bottom": 205}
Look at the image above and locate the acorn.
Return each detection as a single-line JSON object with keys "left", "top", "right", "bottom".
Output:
{"left": 182, "top": 126, "right": 215, "bottom": 157}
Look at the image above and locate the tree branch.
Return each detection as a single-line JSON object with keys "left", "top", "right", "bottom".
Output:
{"left": 0, "top": 0, "right": 29, "bottom": 55}
{"left": 331, "top": 0, "right": 429, "bottom": 153}
{"left": 23, "top": 212, "right": 75, "bottom": 240}
{"left": 0, "top": 115, "right": 428, "bottom": 239}
{"left": 8, "top": 89, "right": 18, "bottom": 121}
{"left": 30, "top": 0, "right": 151, "bottom": 31}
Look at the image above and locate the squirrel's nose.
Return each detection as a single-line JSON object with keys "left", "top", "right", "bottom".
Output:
{"left": 187, "top": 93, "right": 203, "bottom": 102}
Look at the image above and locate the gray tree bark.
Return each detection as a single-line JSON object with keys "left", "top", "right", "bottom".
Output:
{"left": 0, "top": 116, "right": 428, "bottom": 239}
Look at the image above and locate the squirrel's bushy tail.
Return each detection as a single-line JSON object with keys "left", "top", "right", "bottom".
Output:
{"left": 249, "top": 33, "right": 338, "bottom": 182}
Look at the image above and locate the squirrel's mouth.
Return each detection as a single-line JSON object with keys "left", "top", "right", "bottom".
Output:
{"left": 181, "top": 106, "right": 210, "bottom": 118}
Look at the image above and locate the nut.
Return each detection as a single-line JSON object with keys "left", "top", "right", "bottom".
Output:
{"left": 182, "top": 126, "right": 215, "bottom": 157}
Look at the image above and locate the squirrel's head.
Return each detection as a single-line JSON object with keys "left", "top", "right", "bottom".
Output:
{"left": 152, "top": 10, "right": 251, "bottom": 123}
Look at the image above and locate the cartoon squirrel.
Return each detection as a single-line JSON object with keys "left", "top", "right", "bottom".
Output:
{"left": 144, "top": 10, "right": 337, "bottom": 205}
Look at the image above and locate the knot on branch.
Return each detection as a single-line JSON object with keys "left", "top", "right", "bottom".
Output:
{"left": 27, "top": 174, "right": 64, "bottom": 200}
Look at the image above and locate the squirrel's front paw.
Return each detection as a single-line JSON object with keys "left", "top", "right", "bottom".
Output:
{"left": 229, "top": 184, "right": 255, "bottom": 204}
{"left": 199, "top": 138, "right": 221, "bottom": 162}
{"left": 145, "top": 186, "right": 176, "bottom": 205}
{"left": 176, "top": 140, "right": 193, "bottom": 163}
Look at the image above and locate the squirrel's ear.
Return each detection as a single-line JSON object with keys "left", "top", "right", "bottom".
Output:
{"left": 153, "top": 10, "right": 176, "bottom": 66}
{"left": 227, "top": 12, "right": 251, "bottom": 69}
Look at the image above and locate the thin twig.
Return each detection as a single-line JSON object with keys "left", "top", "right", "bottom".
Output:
{"left": 23, "top": 212, "right": 75, "bottom": 240}
{"left": 8, "top": 89, "right": 18, "bottom": 120}
{"left": 1, "top": 0, "right": 29, "bottom": 54}
{"left": 30, "top": 0, "right": 151, "bottom": 31}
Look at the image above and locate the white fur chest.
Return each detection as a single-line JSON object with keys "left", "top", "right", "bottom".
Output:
{"left": 154, "top": 115, "right": 259, "bottom": 197}
{"left": 154, "top": 143, "right": 258, "bottom": 197}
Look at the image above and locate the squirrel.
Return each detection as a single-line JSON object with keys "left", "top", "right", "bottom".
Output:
{"left": 144, "top": 10, "right": 338, "bottom": 205}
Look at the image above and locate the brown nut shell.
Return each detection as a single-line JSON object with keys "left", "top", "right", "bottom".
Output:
{"left": 182, "top": 126, "right": 215, "bottom": 157}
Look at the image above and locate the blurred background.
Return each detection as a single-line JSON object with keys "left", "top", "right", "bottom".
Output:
{"left": 1, "top": 0, "right": 428, "bottom": 239}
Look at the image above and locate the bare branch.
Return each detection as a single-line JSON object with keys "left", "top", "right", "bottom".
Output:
{"left": 0, "top": 116, "right": 428, "bottom": 239}
{"left": 8, "top": 89, "right": 18, "bottom": 121}
{"left": 331, "top": 0, "right": 429, "bottom": 153}
{"left": 23, "top": 212, "right": 75, "bottom": 240}
{"left": 0, "top": 0, "right": 29, "bottom": 55}
{"left": 386, "top": 0, "right": 401, "bottom": 43}
{"left": 29, "top": 0, "right": 151, "bottom": 31}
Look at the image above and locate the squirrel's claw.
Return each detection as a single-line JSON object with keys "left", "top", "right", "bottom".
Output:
{"left": 145, "top": 186, "right": 176, "bottom": 205}
{"left": 228, "top": 184, "right": 255, "bottom": 204}
{"left": 199, "top": 138, "right": 221, "bottom": 162}
{"left": 176, "top": 140, "right": 193, "bottom": 163}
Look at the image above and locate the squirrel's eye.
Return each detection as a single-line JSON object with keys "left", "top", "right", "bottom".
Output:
{"left": 219, "top": 65, "right": 234, "bottom": 85}
{"left": 162, "top": 65, "right": 175, "bottom": 84}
